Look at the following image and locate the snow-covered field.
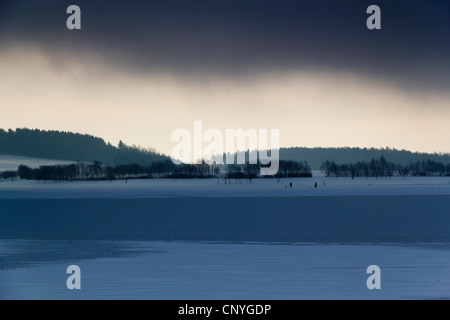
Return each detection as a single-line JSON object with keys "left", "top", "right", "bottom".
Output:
{"left": 0, "top": 175, "right": 449, "bottom": 199}
{"left": 0, "top": 177, "right": 449, "bottom": 300}
{"left": 0, "top": 155, "right": 75, "bottom": 172}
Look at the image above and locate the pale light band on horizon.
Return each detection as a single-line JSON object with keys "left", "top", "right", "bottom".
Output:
{"left": 0, "top": 47, "right": 449, "bottom": 156}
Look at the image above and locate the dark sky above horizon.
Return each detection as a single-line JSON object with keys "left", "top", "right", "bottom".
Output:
{"left": 0, "top": 0, "right": 449, "bottom": 154}
{"left": 1, "top": 0, "right": 449, "bottom": 90}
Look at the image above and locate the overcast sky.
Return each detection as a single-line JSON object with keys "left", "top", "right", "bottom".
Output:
{"left": 0, "top": 0, "right": 449, "bottom": 154}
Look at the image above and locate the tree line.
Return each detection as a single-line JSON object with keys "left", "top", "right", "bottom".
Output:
{"left": 321, "top": 157, "right": 450, "bottom": 178}
{"left": 5, "top": 159, "right": 312, "bottom": 183}
{"left": 2, "top": 156, "right": 449, "bottom": 182}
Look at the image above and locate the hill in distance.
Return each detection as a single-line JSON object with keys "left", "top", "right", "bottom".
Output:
{"left": 0, "top": 128, "right": 170, "bottom": 167}
{"left": 280, "top": 147, "right": 450, "bottom": 170}
{"left": 1, "top": 128, "right": 449, "bottom": 169}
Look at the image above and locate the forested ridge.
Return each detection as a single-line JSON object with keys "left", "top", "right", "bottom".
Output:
{"left": 280, "top": 147, "right": 450, "bottom": 170}
{"left": 0, "top": 128, "right": 169, "bottom": 166}
{"left": 1, "top": 129, "right": 449, "bottom": 172}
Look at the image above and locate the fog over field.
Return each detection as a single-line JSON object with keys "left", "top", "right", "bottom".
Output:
{"left": 0, "top": 155, "right": 75, "bottom": 172}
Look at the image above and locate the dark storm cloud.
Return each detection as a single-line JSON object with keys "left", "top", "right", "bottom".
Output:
{"left": 0, "top": 0, "right": 449, "bottom": 91}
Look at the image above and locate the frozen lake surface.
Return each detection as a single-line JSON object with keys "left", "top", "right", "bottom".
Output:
{"left": 0, "top": 178, "right": 448, "bottom": 300}
{"left": 0, "top": 241, "right": 449, "bottom": 300}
